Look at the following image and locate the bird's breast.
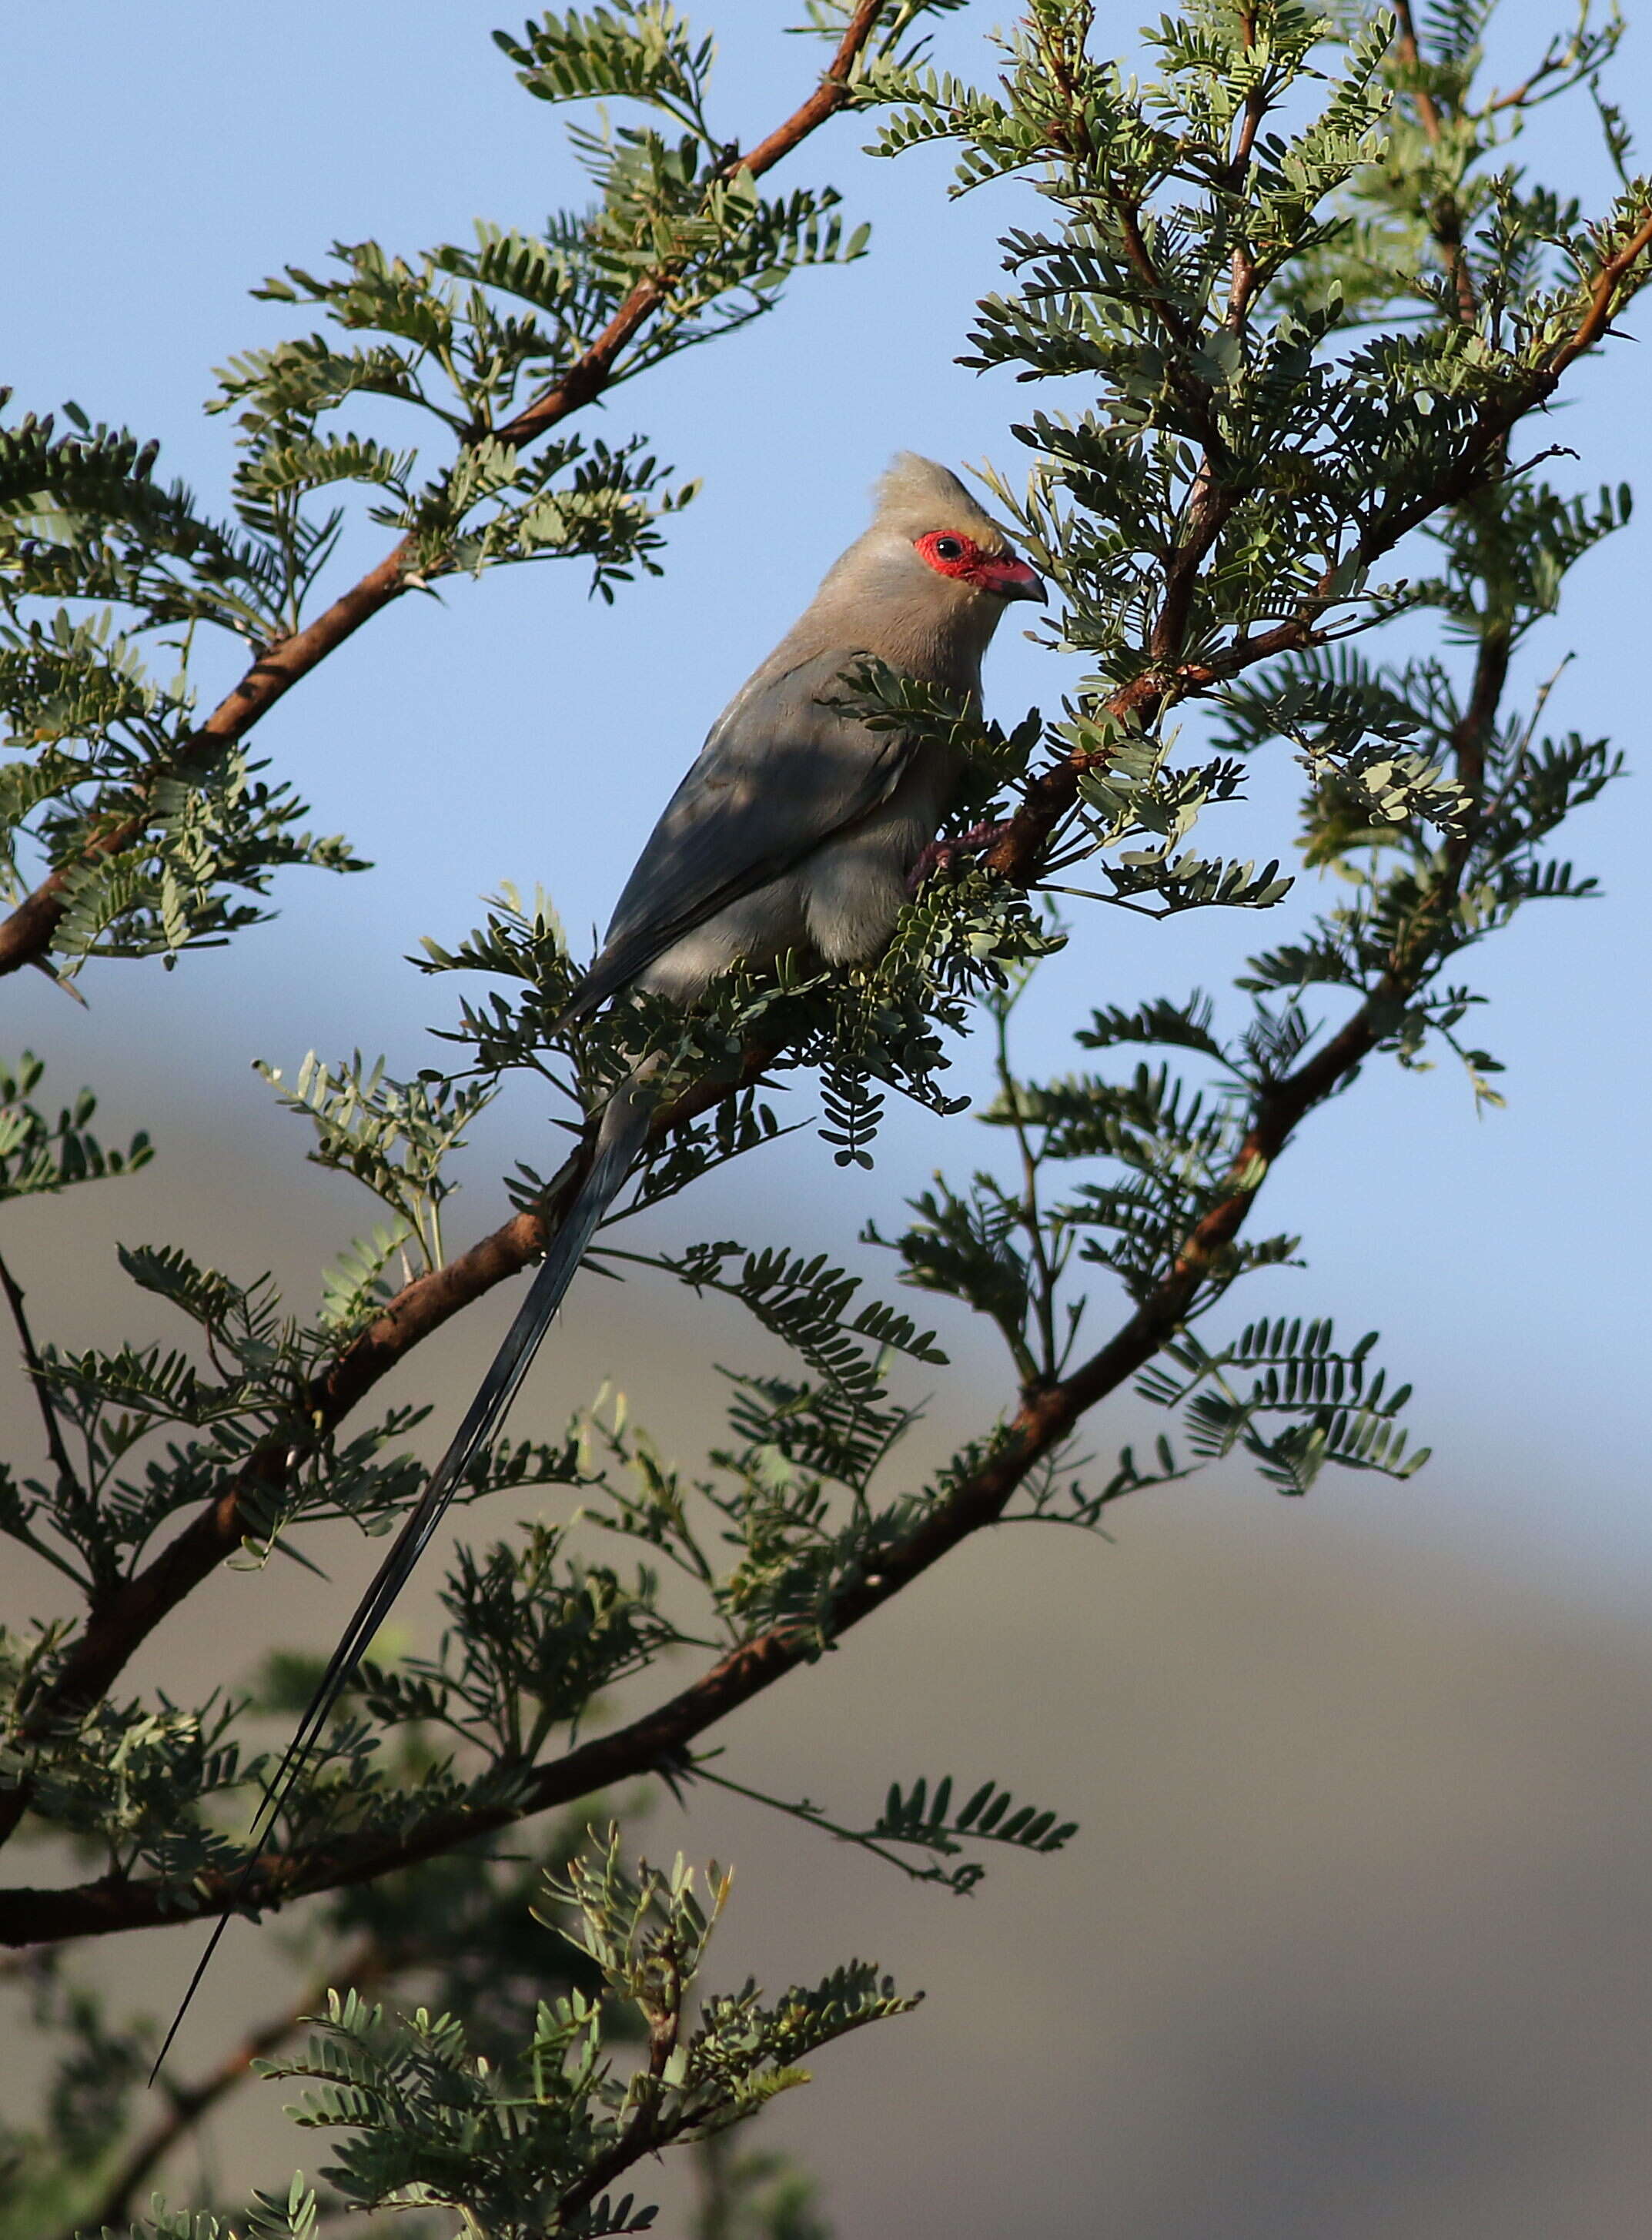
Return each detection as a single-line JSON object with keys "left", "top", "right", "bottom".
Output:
{"left": 800, "top": 739, "right": 959, "bottom": 967}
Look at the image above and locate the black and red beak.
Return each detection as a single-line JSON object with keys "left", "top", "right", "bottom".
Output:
{"left": 978, "top": 553, "right": 1047, "bottom": 603}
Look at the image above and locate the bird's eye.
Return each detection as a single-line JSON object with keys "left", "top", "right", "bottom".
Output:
{"left": 933, "top": 535, "right": 965, "bottom": 560}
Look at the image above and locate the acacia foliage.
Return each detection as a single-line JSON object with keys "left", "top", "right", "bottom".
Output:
{"left": 2, "top": 2, "right": 1650, "bottom": 2234}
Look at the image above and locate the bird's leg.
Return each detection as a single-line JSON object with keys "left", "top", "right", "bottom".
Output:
{"left": 908, "top": 818, "right": 1015, "bottom": 894}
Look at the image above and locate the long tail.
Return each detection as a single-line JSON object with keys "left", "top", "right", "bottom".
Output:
{"left": 152, "top": 1085, "right": 650, "bottom": 2077}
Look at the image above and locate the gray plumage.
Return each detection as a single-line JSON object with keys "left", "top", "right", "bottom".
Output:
{"left": 567, "top": 453, "right": 1038, "bottom": 1018}
{"left": 156, "top": 456, "right": 1042, "bottom": 2067}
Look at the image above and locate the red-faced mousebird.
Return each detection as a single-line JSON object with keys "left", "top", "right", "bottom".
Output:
{"left": 154, "top": 455, "right": 1043, "bottom": 2068}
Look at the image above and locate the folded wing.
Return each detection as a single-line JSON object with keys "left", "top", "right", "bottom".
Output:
{"left": 561, "top": 647, "right": 911, "bottom": 1023}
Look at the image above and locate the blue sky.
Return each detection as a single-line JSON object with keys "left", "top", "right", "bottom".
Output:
{"left": 3, "top": 0, "right": 1650, "bottom": 1611}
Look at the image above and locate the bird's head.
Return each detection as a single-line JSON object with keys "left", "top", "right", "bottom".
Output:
{"left": 874, "top": 452, "right": 1046, "bottom": 609}
{"left": 791, "top": 453, "right": 1046, "bottom": 685}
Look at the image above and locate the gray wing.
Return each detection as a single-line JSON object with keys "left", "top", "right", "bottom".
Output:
{"left": 561, "top": 647, "right": 911, "bottom": 1023}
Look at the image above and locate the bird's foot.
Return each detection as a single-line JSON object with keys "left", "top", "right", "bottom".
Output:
{"left": 908, "top": 819, "right": 1015, "bottom": 894}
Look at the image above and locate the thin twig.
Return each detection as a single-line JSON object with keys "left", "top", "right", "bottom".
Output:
{"left": 1390, "top": 0, "right": 1480, "bottom": 323}
{"left": 0, "top": 1249, "right": 80, "bottom": 1497}
{"left": 687, "top": 1760, "right": 950, "bottom": 1886}
{"left": 1483, "top": 50, "right": 1568, "bottom": 115}
{"left": 995, "top": 1001, "right": 1060, "bottom": 1388}
{"left": 59, "top": 1935, "right": 385, "bottom": 2240}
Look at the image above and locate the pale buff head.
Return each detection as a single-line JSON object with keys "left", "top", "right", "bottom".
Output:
{"left": 786, "top": 452, "right": 1044, "bottom": 687}
{"left": 871, "top": 453, "right": 1009, "bottom": 548}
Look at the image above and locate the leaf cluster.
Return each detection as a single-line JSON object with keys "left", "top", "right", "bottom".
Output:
{"left": 244, "top": 1827, "right": 915, "bottom": 2237}
{"left": 0, "top": 1052, "right": 152, "bottom": 1205}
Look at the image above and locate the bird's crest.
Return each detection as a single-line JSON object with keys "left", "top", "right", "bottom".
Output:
{"left": 874, "top": 452, "right": 1008, "bottom": 550}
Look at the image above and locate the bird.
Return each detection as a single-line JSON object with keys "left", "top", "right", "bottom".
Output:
{"left": 155, "top": 454, "right": 1042, "bottom": 2067}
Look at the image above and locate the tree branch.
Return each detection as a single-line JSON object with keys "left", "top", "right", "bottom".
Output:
{"left": 0, "top": 1049, "right": 773, "bottom": 1854}
{"left": 0, "top": 908, "right": 1481, "bottom": 1948}
{"left": 0, "top": 1248, "right": 80, "bottom": 1499}
{"left": 988, "top": 203, "right": 1652, "bottom": 888}
{"left": 1389, "top": 0, "right": 1479, "bottom": 324}
{"left": 1223, "top": 8, "right": 1267, "bottom": 329}
{"left": 1550, "top": 206, "right": 1652, "bottom": 372}
{"left": 54, "top": 1935, "right": 386, "bottom": 2240}
{"left": 1483, "top": 52, "right": 1569, "bottom": 115}
{"left": 0, "top": 2, "right": 892, "bottom": 985}
{"left": 1389, "top": 0, "right": 1447, "bottom": 143}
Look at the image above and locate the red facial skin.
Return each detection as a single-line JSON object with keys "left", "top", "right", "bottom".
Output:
{"left": 914, "top": 529, "right": 1042, "bottom": 600}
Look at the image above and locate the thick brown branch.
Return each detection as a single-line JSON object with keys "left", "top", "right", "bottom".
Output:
{"left": 0, "top": 949, "right": 1443, "bottom": 1951}
{"left": 1449, "top": 616, "right": 1510, "bottom": 811}
{"left": 0, "top": 1051, "right": 773, "bottom": 1861}
{"left": 0, "top": 5, "right": 890, "bottom": 985}
{"left": 740, "top": 0, "right": 888, "bottom": 173}
{"left": 1224, "top": 10, "right": 1266, "bottom": 331}
{"left": 1432, "top": 198, "right": 1482, "bottom": 327}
